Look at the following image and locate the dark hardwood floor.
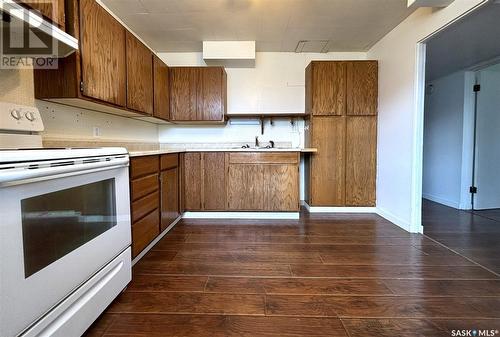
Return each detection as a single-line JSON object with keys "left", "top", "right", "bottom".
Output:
{"left": 423, "top": 199, "right": 500, "bottom": 274}
{"left": 85, "top": 212, "right": 500, "bottom": 337}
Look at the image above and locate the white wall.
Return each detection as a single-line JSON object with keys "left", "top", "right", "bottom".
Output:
{"left": 422, "top": 71, "right": 465, "bottom": 208}
{"left": 37, "top": 100, "right": 159, "bottom": 143}
{"left": 367, "top": 0, "right": 485, "bottom": 233}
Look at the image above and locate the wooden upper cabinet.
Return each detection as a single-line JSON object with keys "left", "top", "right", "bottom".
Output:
{"left": 198, "top": 67, "right": 226, "bottom": 121}
{"left": 79, "top": 0, "right": 126, "bottom": 106}
{"left": 346, "top": 116, "right": 377, "bottom": 206}
{"left": 153, "top": 56, "right": 170, "bottom": 121}
{"left": 170, "top": 67, "right": 198, "bottom": 121}
{"left": 170, "top": 67, "right": 227, "bottom": 122}
{"left": 126, "top": 32, "right": 153, "bottom": 115}
{"left": 346, "top": 61, "right": 378, "bottom": 116}
{"left": 19, "top": 0, "right": 65, "bottom": 28}
{"left": 306, "top": 61, "right": 346, "bottom": 116}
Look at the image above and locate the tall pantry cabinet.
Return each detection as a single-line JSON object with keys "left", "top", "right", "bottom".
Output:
{"left": 305, "top": 61, "right": 377, "bottom": 207}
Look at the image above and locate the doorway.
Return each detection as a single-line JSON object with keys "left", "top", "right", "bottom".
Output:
{"left": 420, "top": 1, "right": 500, "bottom": 274}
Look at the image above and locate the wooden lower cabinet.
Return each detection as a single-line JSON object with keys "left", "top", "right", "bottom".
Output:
{"left": 183, "top": 152, "right": 226, "bottom": 211}
{"left": 307, "top": 115, "right": 376, "bottom": 207}
{"left": 346, "top": 116, "right": 377, "bottom": 206}
{"left": 203, "top": 153, "right": 226, "bottom": 210}
{"left": 309, "top": 116, "right": 345, "bottom": 206}
{"left": 130, "top": 154, "right": 181, "bottom": 258}
{"left": 160, "top": 154, "right": 180, "bottom": 231}
{"left": 227, "top": 164, "right": 264, "bottom": 210}
{"left": 184, "top": 152, "right": 202, "bottom": 210}
{"left": 226, "top": 152, "right": 300, "bottom": 211}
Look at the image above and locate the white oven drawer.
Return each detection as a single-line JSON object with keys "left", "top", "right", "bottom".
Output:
{"left": 22, "top": 247, "right": 132, "bottom": 337}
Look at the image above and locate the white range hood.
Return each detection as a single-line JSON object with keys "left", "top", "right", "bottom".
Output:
{"left": 203, "top": 41, "right": 255, "bottom": 68}
{"left": 0, "top": 0, "right": 78, "bottom": 57}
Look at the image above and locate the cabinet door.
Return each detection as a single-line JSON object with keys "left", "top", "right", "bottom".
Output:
{"left": 22, "top": 0, "right": 65, "bottom": 28}
{"left": 126, "top": 32, "right": 153, "bottom": 114}
{"left": 311, "top": 62, "right": 346, "bottom": 116}
{"left": 203, "top": 153, "right": 226, "bottom": 210}
{"left": 170, "top": 67, "right": 198, "bottom": 121}
{"left": 184, "top": 152, "right": 202, "bottom": 210}
{"left": 132, "top": 209, "right": 159, "bottom": 257}
{"left": 346, "top": 61, "right": 378, "bottom": 116}
{"left": 310, "top": 116, "right": 346, "bottom": 206}
{"left": 153, "top": 55, "right": 170, "bottom": 121}
{"left": 79, "top": 0, "right": 126, "bottom": 106}
{"left": 198, "top": 67, "right": 225, "bottom": 121}
{"left": 263, "top": 164, "right": 299, "bottom": 211}
{"left": 227, "top": 165, "right": 264, "bottom": 210}
{"left": 160, "top": 167, "right": 179, "bottom": 231}
{"left": 346, "top": 116, "right": 376, "bottom": 206}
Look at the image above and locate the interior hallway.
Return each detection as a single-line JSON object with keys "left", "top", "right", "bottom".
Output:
{"left": 85, "top": 212, "right": 500, "bottom": 337}
{"left": 423, "top": 199, "right": 500, "bottom": 274}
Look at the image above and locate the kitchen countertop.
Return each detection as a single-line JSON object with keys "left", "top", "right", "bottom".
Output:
{"left": 129, "top": 148, "right": 317, "bottom": 157}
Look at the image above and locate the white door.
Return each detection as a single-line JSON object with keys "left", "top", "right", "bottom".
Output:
{"left": 474, "top": 63, "right": 500, "bottom": 209}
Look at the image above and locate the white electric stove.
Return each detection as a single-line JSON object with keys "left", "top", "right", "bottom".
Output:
{"left": 0, "top": 102, "right": 132, "bottom": 337}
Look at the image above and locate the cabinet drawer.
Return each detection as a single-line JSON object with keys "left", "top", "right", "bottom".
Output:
{"left": 228, "top": 152, "right": 299, "bottom": 164}
{"left": 131, "top": 190, "right": 159, "bottom": 223}
{"left": 131, "top": 174, "right": 159, "bottom": 201}
{"left": 130, "top": 156, "right": 159, "bottom": 179}
{"left": 161, "top": 153, "right": 179, "bottom": 170}
{"left": 132, "top": 209, "right": 159, "bottom": 257}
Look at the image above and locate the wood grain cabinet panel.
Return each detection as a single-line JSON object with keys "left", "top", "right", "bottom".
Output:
{"left": 153, "top": 55, "right": 170, "bottom": 121}
{"left": 131, "top": 174, "right": 159, "bottom": 201}
{"left": 131, "top": 190, "right": 159, "bottom": 223}
{"left": 198, "top": 67, "right": 225, "bottom": 121}
{"left": 160, "top": 167, "right": 179, "bottom": 231}
{"left": 310, "top": 116, "right": 346, "bottom": 206}
{"left": 79, "top": 0, "right": 126, "bottom": 106}
{"left": 346, "top": 61, "right": 378, "bottom": 116}
{"left": 263, "top": 164, "right": 299, "bottom": 211}
{"left": 130, "top": 156, "right": 159, "bottom": 179}
{"left": 126, "top": 31, "right": 153, "bottom": 114}
{"left": 20, "top": 0, "right": 65, "bottom": 28}
{"left": 184, "top": 152, "right": 202, "bottom": 210}
{"left": 203, "top": 153, "right": 226, "bottom": 210}
{"left": 132, "top": 209, "right": 159, "bottom": 257}
{"left": 307, "top": 62, "right": 346, "bottom": 116}
{"left": 346, "top": 117, "right": 377, "bottom": 206}
{"left": 227, "top": 164, "right": 265, "bottom": 211}
{"left": 170, "top": 67, "right": 198, "bottom": 121}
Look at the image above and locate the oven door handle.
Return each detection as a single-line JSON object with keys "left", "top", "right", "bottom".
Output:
{"left": 0, "top": 157, "right": 129, "bottom": 187}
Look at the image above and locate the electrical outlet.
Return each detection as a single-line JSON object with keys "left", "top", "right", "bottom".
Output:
{"left": 93, "top": 126, "right": 101, "bottom": 137}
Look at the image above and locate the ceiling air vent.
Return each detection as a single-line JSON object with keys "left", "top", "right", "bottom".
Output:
{"left": 295, "top": 40, "right": 329, "bottom": 53}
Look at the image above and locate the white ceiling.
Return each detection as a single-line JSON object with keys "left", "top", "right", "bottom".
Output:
{"left": 426, "top": 1, "right": 500, "bottom": 81}
{"left": 101, "top": 0, "right": 416, "bottom": 52}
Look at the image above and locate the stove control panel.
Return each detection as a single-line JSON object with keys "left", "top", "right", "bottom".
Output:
{"left": 0, "top": 102, "right": 44, "bottom": 132}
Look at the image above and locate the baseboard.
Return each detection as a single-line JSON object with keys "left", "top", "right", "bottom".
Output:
{"left": 422, "top": 193, "right": 460, "bottom": 209}
{"left": 375, "top": 206, "right": 411, "bottom": 232}
{"left": 131, "top": 215, "right": 182, "bottom": 266}
{"left": 303, "top": 202, "right": 376, "bottom": 213}
{"left": 183, "top": 212, "right": 300, "bottom": 220}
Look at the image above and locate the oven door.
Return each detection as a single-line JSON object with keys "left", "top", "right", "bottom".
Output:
{"left": 0, "top": 157, "right": 131, "bottom": 337}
